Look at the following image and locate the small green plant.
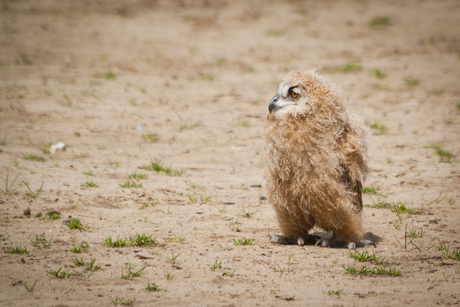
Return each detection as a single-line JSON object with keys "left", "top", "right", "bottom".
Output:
{"left": 242, "top": 209, "right": 258, "bottom": 219}
{"left": 228, "top": 220, "right": 241, "bottom": 232}
{"left": 39, "top": 211, "right": 61, "bottom": 220}
{"left": 171, "top": 251, "right": 180, "bottom": 261}
{"left": 448, "top": 195, "right": 456, "bottom": 206}
{"left": 119, "top": 180, "right": 143, "bottom": 188}
{"left": 218, "top": 206, "right": 226, "bottom": 213}
{"left": 0, "top": 170, "right": 21, "bottom": 195}
{"left": 324, "top": 290, "right": 342, "bottom": 296}
{"left": 386, "top": 158, "right": 393, "bottom": 163}
{"left": 369, "top": 16, "right": 390, "bottom": 29}
{"left": 104, "top": 235, "right": 158, "bottom": 247}
{"left": 142, "top": 158, "right": 183, "bottom": 176}
{"left": 146, "top": 282, "right": 161, "bottom": 292}
{"left": 394, "top": 224, "right": 409, "bottom": 250}
{"left": 266, "top": 29, "right": 284, "bottom": 36}
{"left": 369, "top": 121, "right": 389, "bottom": 135}
{"left": 391, "top": 201, "right": 422, "bottom": 215}
{"left": 31, "top": 233, "right": 52, "bottom": 249}
{"left": 94, "top": 71, "right": 116, "bottom": 79}
{"left": 174, "top": 112, "right": 202, "bottom": 130}
{"left": 408, "top": 237, "right": 435, "bottom": 253}
{"left": 233, "top": 238, "right": 254, "bottom": 246}
{"left": 4, "top": 246, "right": 29, "bottom": 254}
{"left": 86, "top": 258, "right": 102, "bottom": 271}
{"left": 108, "top": 160, "right": 121, "bottom": 167}
{"left": 223, "top": 269, "right": 236, "bottom": 277}
{"left": 22, "top": 153, "right": 46, "bottom": 162}
{"left": 84, "top": 181, "right": 98, "bottom": 187}
{"left": 111, "top": 297, "right": 133, "bottom": 306}
{"left": 23, "top": 282, "right": 36, "bottom": 292}
{"left": 237, "top": 120, "right": 249, "bottom": 127}
{"left": 364, "top": 194, "right": 391, "bottom": 209}
{"left": 48, "top": 267, "right": 71, "bottom": 279}
{"left": 424, "top": 145, "right": 456, "bottom": 162}
{"left": 66, "top": 217, "right": 88, "bottom": 230}
{"left": 272, "top": 265, "right": 284, "bottom": 273}
{"left": 407, "top": 227, "right": 425, "bottom": 238}
{"left": 187, "top": 193, "right": 198, "bottom": 203}
{"left": 40, "top": 144, "right": 51, "bottom": 154}
{"left": 142, "top": 133, "right": 158, "bottom": 142}
{"left": 342, "top": 265, "right": 401, "bottom": 276}
{"left": 371, "top": 69, "right": 386, "bottom": 79}
{"left": 23, "top": 181, "right": 44, "bottom": 199}
{"left": 121, "top": 260, "right": 147, "bottom": 279}
{"left": 199, "top": 72, "right": 214, "bottom": 81}
{"left": 82, "top": 170, "right": 94, "bottom": 176}
{"left": 143, "top": 202, "right": 158, "bottom": 207}
{"left": 431, "top": 89, "right": 444, "bottom": 96}
{"left": 163, "top": 234, "right": 176, "bottom": 243}
{"left": 200, "top": 193, "right": 212, "bottom": 202}
{"left": 363, "top": 186, "right": 387, "bottom": 196}
{"left": 427, "top": 278, "right": 438, "bottom": 290}
{"left": 230, "top": 168, "right": 240, "bottom": 175}
{"left": 433, "top": 191, "right": 448, "bottom": 204}
{"left": 347, "top": 250, "right": 385, "bottom": 264}
{"left": 74, "top": 271, "right": 94, "bottom": 281}
{"left": 363, "top": 186, "right": 377, "bottom": 194}
{"left": 186, "top": 181, "right": 201, "bottom": 189}
{"left": 405, "top": 78, "right": 420, "bottom": 87}
{"left": 437, "top": 242, "right": 449, "bottom": 251}
{"left": 70, "top": 243, "right": 90, "bottom": 253}
{"left": 128, "top": 173, "right": 147, "bottom": 180}
{"left": 334, "top": 63, "right": 362, "bottom": 73}
{"left": 72, "top": 257, "right": 85, "bottom": 266}
{"left": 445, "top": 247, "right": 460, "bottom": 261}
{"left": 211, "top": 259, "right": 222, "bottom": 271}
{"left": 165, "top": 272, "right": 174, "bottom": 280}
{"left": 374, "top": 83, "right": 390, "bottom": 91}
{"left": 104, "top": 236, "right": 130, "bottom": 248}
{"left": 131, "top": 234, "right": 158, "bottom": 247}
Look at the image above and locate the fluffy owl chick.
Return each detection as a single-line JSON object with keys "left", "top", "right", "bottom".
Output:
{"left": 265, "top": 70, "right": 370, "bottom": 249}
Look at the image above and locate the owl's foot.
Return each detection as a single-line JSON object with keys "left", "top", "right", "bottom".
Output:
{"left": 268, "top": 234, "right": 319, "bottom": 246}
{"left": 318, "top": 239, "right": 375, "bottom": 249}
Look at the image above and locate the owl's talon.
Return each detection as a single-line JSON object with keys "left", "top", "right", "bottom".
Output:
{"left": 297, "top": 237, "right": 305, "bottom": 246}
{"left": 362, "top": 240, "right": 375, "bottom": 247}
{"left": 348, "top": 242, "right": 356, "bottom": 250}
{"left": 268, "top": 234, "right": 282, "bottom": 243}
{"left": 320, "top": 239, "right": 330, "bottom": 247}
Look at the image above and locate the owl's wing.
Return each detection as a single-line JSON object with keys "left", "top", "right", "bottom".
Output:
{"left": 340, "top": 162, "right": 363, "bottom": 212}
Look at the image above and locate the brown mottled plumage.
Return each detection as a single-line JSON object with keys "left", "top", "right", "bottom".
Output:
{"left": 265, "top": 70, "right": 370, "bottom": 248}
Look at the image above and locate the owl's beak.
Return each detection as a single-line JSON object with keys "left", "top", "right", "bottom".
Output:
{"left": 269, "top": 94, "right": 280, "bottom": 113}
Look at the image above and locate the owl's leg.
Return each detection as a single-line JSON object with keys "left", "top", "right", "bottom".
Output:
{"left": 268, "top": 234, "right": 319, "bottom": 246}
{"left": 318, "top": 238, "right": 375, "bottom": 249}
{"left": 269, "top": 203, "right": 317, "bottom": 245}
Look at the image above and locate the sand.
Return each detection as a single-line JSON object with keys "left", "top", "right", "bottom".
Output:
{"left": 0, "top": 0, "right": 459, "bottom": 306}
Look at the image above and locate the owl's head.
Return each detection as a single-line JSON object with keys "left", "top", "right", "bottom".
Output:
{"left": 269, "top": 70, "right": 338, "bottom": 117}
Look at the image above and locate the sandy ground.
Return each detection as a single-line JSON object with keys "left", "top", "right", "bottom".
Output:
{"left": 1, "top": 0, "right": 460, "bottom": 306}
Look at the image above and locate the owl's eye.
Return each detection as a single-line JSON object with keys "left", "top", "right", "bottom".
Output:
{"left": 288, "top": 87, "right": 300, "bottom": 99}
